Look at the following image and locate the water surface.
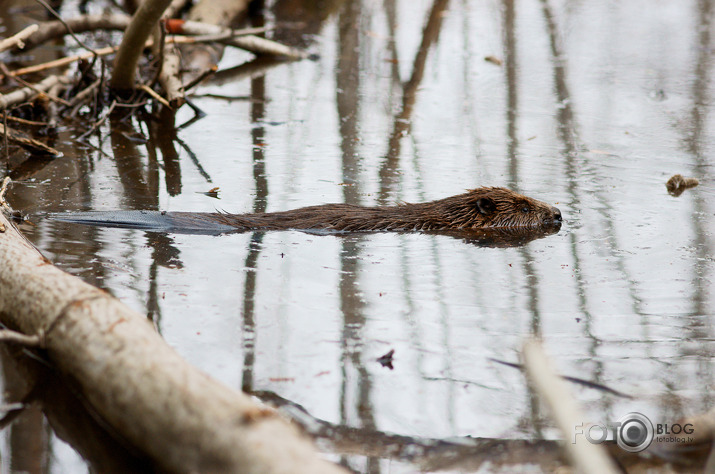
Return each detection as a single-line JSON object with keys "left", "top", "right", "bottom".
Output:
{"left": 2, "top": 0, "right": 715, "bottom": 471}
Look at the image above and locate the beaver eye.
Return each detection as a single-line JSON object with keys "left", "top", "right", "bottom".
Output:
{"left": 521, "top": 206, "right": 530, "bottom": 213}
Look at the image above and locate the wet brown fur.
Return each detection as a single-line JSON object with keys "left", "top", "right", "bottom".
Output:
{"left": 180, "top": 187, "right": 561, "bottom": 232}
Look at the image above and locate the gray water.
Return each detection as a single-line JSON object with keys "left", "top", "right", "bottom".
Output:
{"left": 2, "top": 0, "right": 715, "bottom": 471}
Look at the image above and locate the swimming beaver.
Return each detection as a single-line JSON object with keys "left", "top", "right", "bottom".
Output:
{"left": 49, "top": 187, "right": 562, "bottom": 234}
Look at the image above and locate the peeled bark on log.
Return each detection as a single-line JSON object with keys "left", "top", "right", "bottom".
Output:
{"left": 181, "top": 0, "right": 251, "bottom": 82}
{"left": 0, "top": 209, "right": 344, "bottom": 473}
{"left": 154, "top": 25, "right": 186, "bottom": 108}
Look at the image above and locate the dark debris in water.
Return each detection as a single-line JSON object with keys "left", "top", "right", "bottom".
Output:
{"left": 666, "top": 174, "right": 699, "bottom": 197}
{"left": 377, "top": 349, "right": 395, "bottom": 370}
{"left": 198, "top": 187, "right": 221, "bottom": 199}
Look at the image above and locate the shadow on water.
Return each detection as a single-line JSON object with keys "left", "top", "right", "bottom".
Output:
{"left": 0, "top": 345, "right": 155, "bottom": 473}
{"left": 240, "top": 1, "right": 270, "bottom": 395}
{"left": 379, "top": 0, "right": 450, "bottom": 204}
{"left": 335, "top": 2, "right": 379, "bottom": 470}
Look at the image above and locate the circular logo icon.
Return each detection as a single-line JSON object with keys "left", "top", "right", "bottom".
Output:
{"left": 617, "top": 412, "right": 654, "bottom": 452}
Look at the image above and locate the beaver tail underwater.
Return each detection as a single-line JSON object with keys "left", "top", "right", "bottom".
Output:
{"left": 49, "top": 187, "right": 562, "bottom": 234}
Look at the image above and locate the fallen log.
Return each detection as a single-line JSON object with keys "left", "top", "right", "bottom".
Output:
{"left": 0, "top": 203, "right": 343, "bottom": 473}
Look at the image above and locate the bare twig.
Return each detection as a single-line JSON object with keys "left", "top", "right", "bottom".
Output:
{"left": 0, "top": 328, "right": 44, "bottom": 347}
{"left": 4, "top": 71, "right": 71, "bottom": 107}
{"left": 5, "top": 116, "right": 51, "bottom": 127}
{"left": 149, "top": 19, "right": 169, "bottom": 89}
{"left": 11, "top": 46, "right": 118, "bottom": 77}
{"left": 489, "top": 358, "right": 632, "bottom": 398}
{"left": 78, "top": 100, "right": 116, "bottom": 140}
{"left": 10, "top": 15, "right": 266, "bottom": 54}
{"left": 0, "top": 24, "right": 39, "bottom": 53}
{"left": 157, "top": 48, "right": 184, "bottom": 107}
{"left": 11, "top": 32, "right": 302, "bottom": 79}
{"left": 182, "top": 64, "right": 217, "bottom": 92}
{"left": 0, "top": 74, "right": 73, "bottom": 110}
{"left": 138, "top": 84, "right": 171, "bottom": 108}
{"left": 68, "top": 78, "right": 102, "bottom": 107}
{"left": 152, "top": 20, "right": 185, "bottom": 107}
{"left": 2, "top": 111, "right": 8, "bottom": 163}
{"left": 165, "top": 28, "right": 305, "bottom": 59}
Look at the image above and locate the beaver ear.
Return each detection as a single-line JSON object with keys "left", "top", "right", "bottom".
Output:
{"left": 476, "top": 197, "right": 496, "bottom": 215}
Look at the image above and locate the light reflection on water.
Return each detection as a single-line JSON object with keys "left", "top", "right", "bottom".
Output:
{"left": 4, "top": 0, "right": 715, "bottom": 471}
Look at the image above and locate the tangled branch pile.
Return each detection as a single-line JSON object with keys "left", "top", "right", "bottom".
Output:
{"left": 0, "top": 0, "right": 309, "bottom": 158}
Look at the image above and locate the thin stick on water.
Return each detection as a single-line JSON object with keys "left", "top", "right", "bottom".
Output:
{"left": 522, "top": 339, "right": 620, "bottom": 474}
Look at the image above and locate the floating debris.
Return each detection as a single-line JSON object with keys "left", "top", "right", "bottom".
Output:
{"left": 377, "top": 349, "right": 395, "bottom": 370}
{"left": 198, "top": 187, "right": 221, "bottom": 199}
{"left": 484, "top": 55, "right": 503, "bottom": 66}
{"left": 666, "top": 174, "right": 699, "bottom": 197}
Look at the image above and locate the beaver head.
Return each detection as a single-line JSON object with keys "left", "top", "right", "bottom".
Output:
{"left": 425, "top": 187, "right": 562, "bottom": 230}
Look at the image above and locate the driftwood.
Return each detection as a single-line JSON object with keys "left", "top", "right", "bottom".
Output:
{"left": 0, "top": 208, "right": 343, "bottom": 473}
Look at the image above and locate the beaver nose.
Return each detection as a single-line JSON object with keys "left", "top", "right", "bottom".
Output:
{"left": 551, "top": 207, "right": 562, "bottom": 222}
